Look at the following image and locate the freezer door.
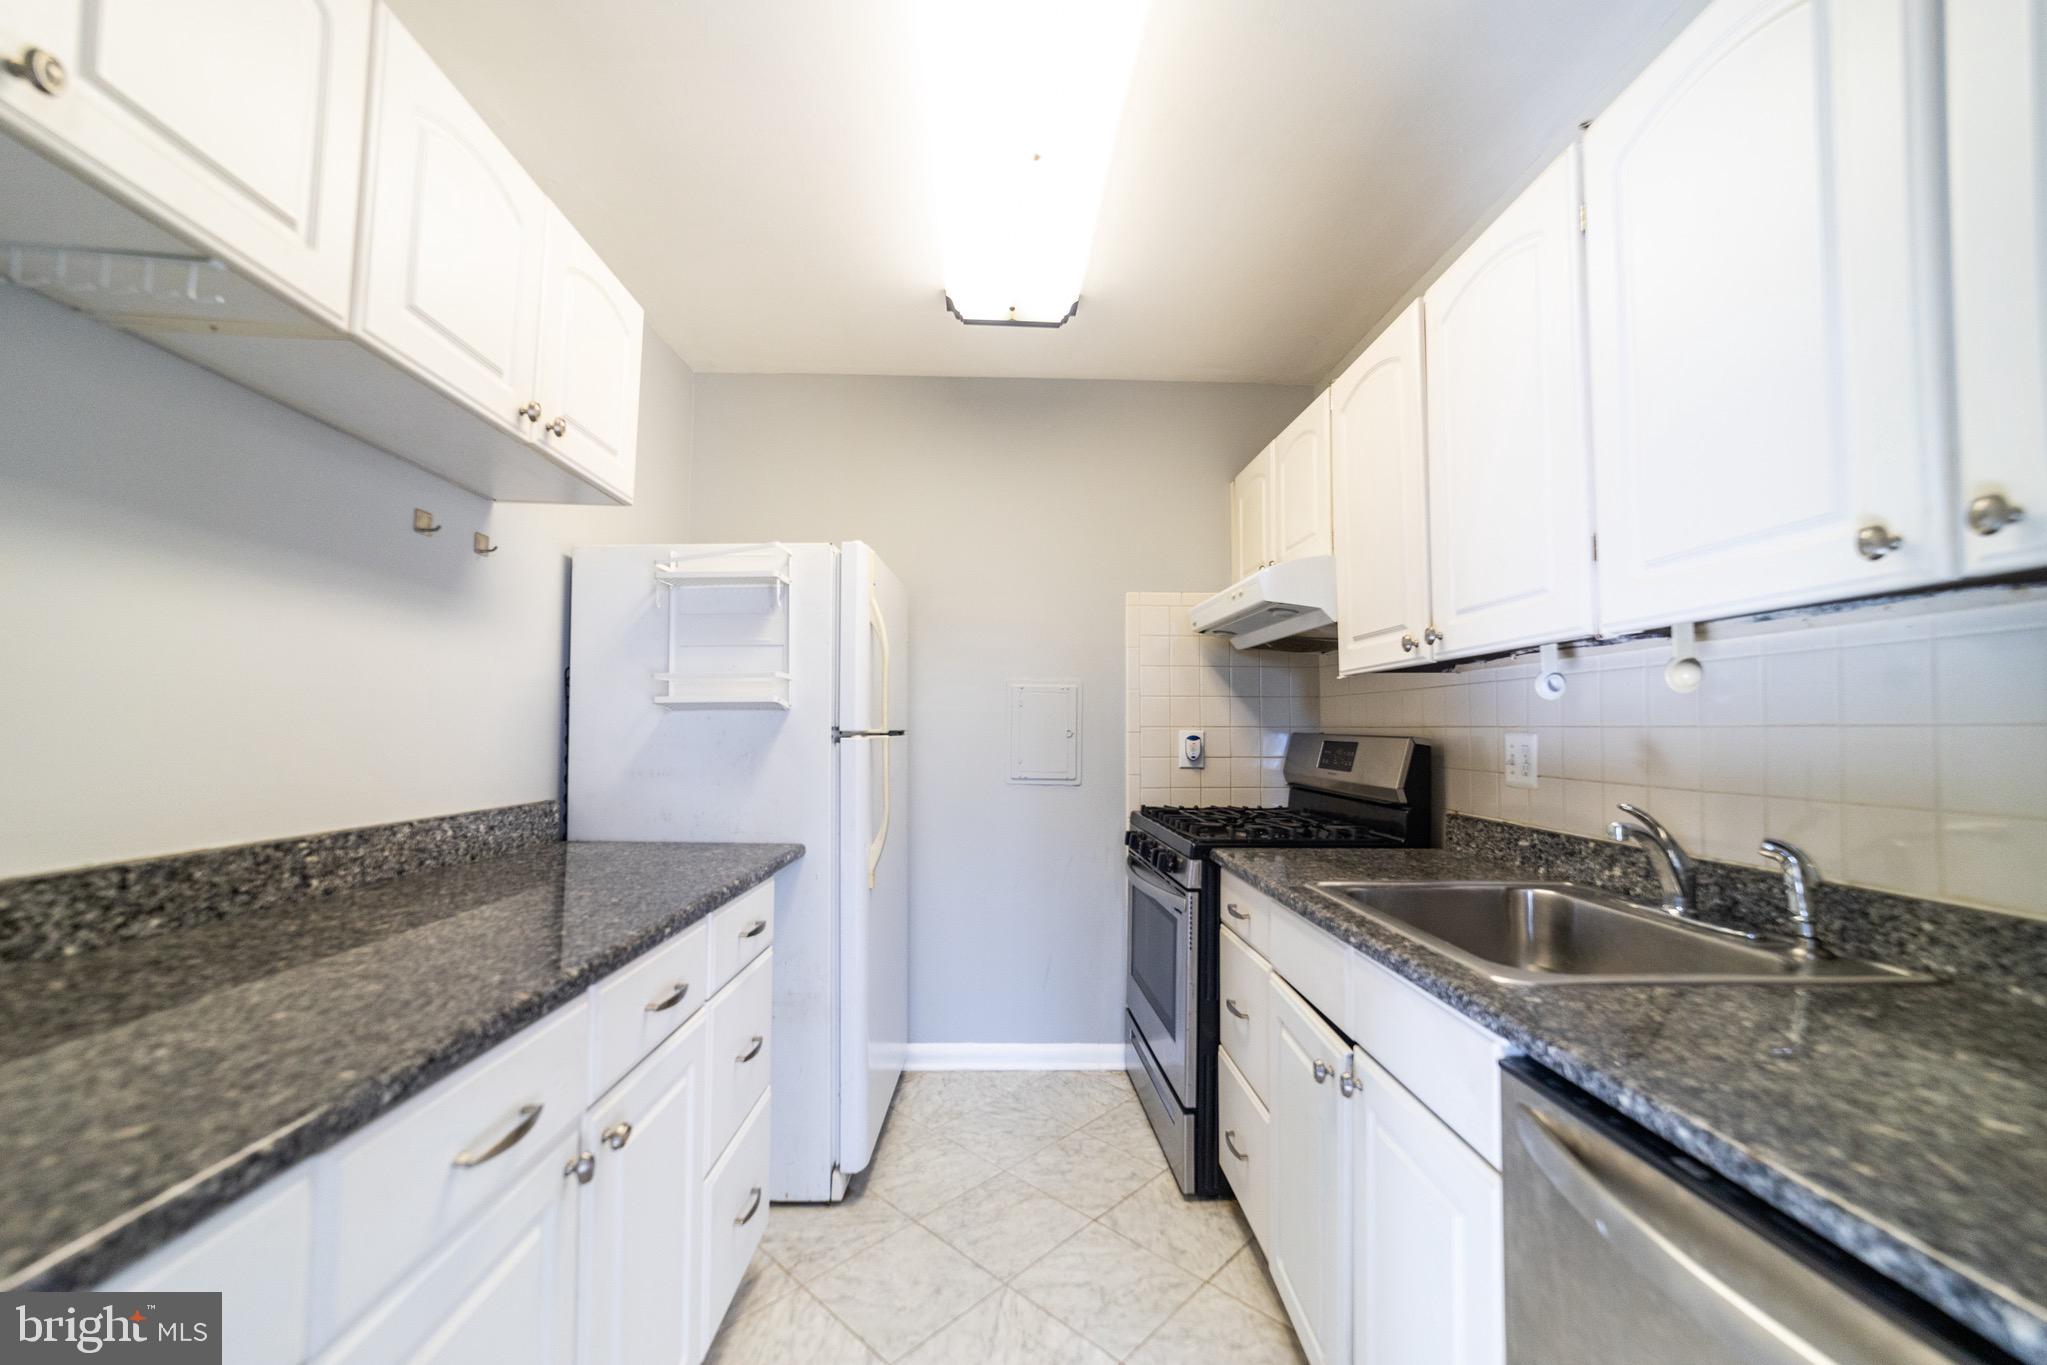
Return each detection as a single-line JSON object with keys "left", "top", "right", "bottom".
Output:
{"left": 836, "top": 542, "right": 909, "bottom": 1174}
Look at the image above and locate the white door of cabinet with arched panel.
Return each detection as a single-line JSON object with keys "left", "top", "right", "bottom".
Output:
{"left": 538, "top": 207, "right": 644, "bottom": 502}
{"left": 1273, "top": 393, "right": 1334, "bottom": 562}
{"left": 1583, "top": 0, "right": 1953, "bottom": 630}
{"left": 1232, "top": 444, "right": 1277, "bottom": 580}
{"left": 1421, "top": 150, "right": 1597, "bottom": 660}
{"left": 1331, "top": 300, "right": 1433, "bottom": 674}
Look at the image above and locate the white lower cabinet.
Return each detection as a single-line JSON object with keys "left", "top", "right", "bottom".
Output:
{"left": 1351, "top": 1048, "right": 1503, "bottom": 1365}
{"left": 1232, "top": 894, "right": 1505, "bottom": 1365}
{"left": 100, "top": 877, "right": 781, "bottom": 1365}
{"left": 1268, "top": 974, "right": 1354, "bottom": 1365}
{"left": 581, "top": 1015, "right": 708, "bottom": 1365}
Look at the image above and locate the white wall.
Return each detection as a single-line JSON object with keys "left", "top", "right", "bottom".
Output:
{"left": 0, "top": 287, "right": 696, "bottom": 878}
{"left": 690, "top": 374, "right": 1312, "bottom": 1047}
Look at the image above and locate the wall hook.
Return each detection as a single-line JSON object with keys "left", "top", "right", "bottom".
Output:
{"left": 473, "top": 532, "right": 498, "bottom": 556}
{"left": 412, "top": 508, "right": 441, "bottom": 535}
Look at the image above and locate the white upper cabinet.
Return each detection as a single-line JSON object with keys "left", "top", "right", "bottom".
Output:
{"left": 1232, "top": 443, "right": 1277, "bottom": 579}
{"left": 538, "top": 207, "right": 644, "bottom": 501}
{"left": 1584, "top": 0, "right": 1952, "bottom": 631}
{"left": 0, "top": 0, "right": 371, "bottom": 323}
{"left": 358, "top": 5, "right": 548, "bottom": 435}
{"left": 1946, "top": 0, "right": 2047, "bottom": 575}
{"left": 1422, "top": 149, "right": 1597, "bottom": 659}
{"left": 1350, "top": 1048, "right": 1502, "bottom": 1365}
{"left": 1273, "top": 393, "right": 1334, "bottom": 562}
{"left": 1331, "top": 300, "right": 1433, "bottom": 674}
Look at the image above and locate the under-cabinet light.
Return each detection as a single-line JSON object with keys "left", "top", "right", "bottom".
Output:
{"left": 915, "top": 0, "right": 1150, "bottom": 327}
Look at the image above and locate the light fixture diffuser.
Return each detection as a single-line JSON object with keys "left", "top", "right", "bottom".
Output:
{"left": 915, "top": 0, "right": 1150, "bottom": 327}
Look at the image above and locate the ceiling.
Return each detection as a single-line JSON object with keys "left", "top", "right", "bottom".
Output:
{"left": 389, "top": 0, "right": 1702, "bottom": 385}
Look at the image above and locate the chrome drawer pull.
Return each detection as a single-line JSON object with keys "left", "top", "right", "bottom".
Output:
{"left": 1225, "top": 998, "right": 1250, "bottom": 1021}
{"left": 735, "top": 1187, "right": 763, "bottom": 1226}
{"left": 741, "top": 919, "right": 768, "bottom": 940}
{"left": 601, "top": 1121, "right": 633, "bottom": 1151}
{"left": 645, "top": 981, "right": 690, "bottom": 1012}
{"left": 454, "top": 1104, "right": 543, "bottom": 1168}
{"left": 564, "top": 1151, "right": 595, "bottom": 1185}
{"left": 1224, "top": 1130, "right": 1249, "bottom": 1162}
{"left": 737, "top": 1035, "right": 765, "bottom": 1064}
{"left": 1224, "top": 903, "right": 1250, "bottom": 921}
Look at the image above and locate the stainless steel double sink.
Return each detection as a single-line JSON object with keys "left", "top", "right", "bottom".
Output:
{"left": 1313, "top": 881, "right": 1932, "bottom": 986}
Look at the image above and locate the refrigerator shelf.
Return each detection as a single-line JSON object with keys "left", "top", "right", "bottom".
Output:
{"left": 652, "top": 672, "right": 793, "bottom": 710}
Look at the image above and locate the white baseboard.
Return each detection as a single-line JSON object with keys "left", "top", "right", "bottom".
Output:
{"left": 902, "top": 1043, "right": 1125, "bottom": 1071}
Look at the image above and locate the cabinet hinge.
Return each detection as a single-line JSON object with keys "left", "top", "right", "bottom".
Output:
{"left": 1590, "top": 533, "right": 1599, "bottom": 562}
{"left": 1577, "top": 202, "right": 1588, "bottom": 234}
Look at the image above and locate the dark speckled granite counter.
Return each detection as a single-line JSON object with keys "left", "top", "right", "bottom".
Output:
{"left": 1216, "top": 845, "right": 2047, "bottom": 1365}
{"left": 0, "top": 840, "right": 800, "bottom": 1292}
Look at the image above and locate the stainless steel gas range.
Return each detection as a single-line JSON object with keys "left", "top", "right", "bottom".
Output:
{"left": 1122, "top": 732, "right": 1433, "bottom": 1195}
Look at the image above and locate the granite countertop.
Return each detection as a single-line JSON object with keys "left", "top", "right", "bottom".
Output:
{"left": 0, "top": 840, "right": 801, "bottom": 1292}
{"left": 1216, "top": 845, "right": 2047, "bottom": 1364}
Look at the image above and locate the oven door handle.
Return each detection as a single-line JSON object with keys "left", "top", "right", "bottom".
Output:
{"left": 1125, "top": 853, "right": 1189, "bottom": 906}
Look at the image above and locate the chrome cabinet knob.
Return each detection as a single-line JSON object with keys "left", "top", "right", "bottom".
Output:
{"left": 545, "top": 415, "right": 568, "bottom": 438}
{"left": 4, "top": 48, "right": 66, "bottom": 95}
{"left": 517, "top": 400, "right": 542, "bottom": 423}
{"left": 1856, "top": 523, "right": 1903, "bottom": 560}
{"left": 1312, "top": 1059, "right": 1332, "bottom": 1084}
{"left": 1423, "top": 626, "right": 1444, "bottom": 645}
{"left": 1338, "top": 1069, "right": 1359, "bottom": 1098}
{"left": 1968, "top": 493, "right": 2026, "bottom": 537}
{"left": 1400, "top": 634, "right": 1418, "bottom": 653}
{"left": 564, "top": 1151, "right": 596, "bottom": 1185}
{"left": 601, "top": 1121, "right": 633, "bottom": 1151}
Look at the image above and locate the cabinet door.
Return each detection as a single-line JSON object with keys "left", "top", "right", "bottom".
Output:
{"left": 1273, "top": 394, "right": 1334, "bottom": 562}
{"left": 317, "top": 1132, "right": 580, "bottom": 1365}
{"left": 582, "top": 1014, "right": 706, "bottom": 1365}
{"left": 1269, "top": 974, "right": 1352, "bottom": 1365}
{"left": 1584, "top": 0, "right": 1951, "bottom": 630}
{"left": 1331, "top": 300, "right": 1433, "bottom": 674}
{"left": 1947, "top": 0, "right": 2047, "bottom": 575}
{"left": 357, "top": 6, "right": 546, "bottom": 433}
{"left": 0, "top": 0, "right": 370, "bottom": 322}
{"left": 1233, "top": 445, "right": 1277, "bottom": 578}
{"left": 1351, "top": 1049, "right": 1502, "bottom": 1365}
{"left": 537, "top": 207, "right": 643, "bottom": 501}
{"left": 1422, "top": 150, "right": 1596, "bottom": 658}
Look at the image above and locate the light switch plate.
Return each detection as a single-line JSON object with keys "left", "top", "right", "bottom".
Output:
{"left": 1503, "top": 732, "right": 1538, "bottom": 788}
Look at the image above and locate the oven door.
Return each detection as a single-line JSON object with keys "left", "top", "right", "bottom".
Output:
{"left": 1125, "top": 853, "right": 1198, "bottom": 1107}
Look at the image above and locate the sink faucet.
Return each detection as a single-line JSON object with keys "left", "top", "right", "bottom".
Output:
{"left": 1608, "top": 804, "right": 1697, "bottom": 917}
{"left": 1758, "top": 839, "right": 1823, "bottom": 959}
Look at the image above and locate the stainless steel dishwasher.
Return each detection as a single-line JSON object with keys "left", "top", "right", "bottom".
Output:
{"left": 1502, "top": 1060, "right": 2012, "bottom": 1364}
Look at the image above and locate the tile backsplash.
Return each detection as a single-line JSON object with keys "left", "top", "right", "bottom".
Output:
{"left": 1319, "top": 588, "right": 2047, "bottom": 919}
{"left": 1124, "top": 592, "right": 1321, "bottom": 812}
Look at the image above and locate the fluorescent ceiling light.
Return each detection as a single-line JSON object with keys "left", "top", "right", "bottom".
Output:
{"left": 915, "top": 0, "right": 1150, "bottom": 327}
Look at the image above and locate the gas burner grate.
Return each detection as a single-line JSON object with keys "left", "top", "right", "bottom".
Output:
{"left": 1138, "top": 804, "right": 1370, "bottom": 843}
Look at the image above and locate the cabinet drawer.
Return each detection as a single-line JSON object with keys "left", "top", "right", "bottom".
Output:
{"left": 1219, "top": 924, "right": 1271, "bottom": 1105}
{"left": 699, "top": 1088, "right": 772, "bottom": 1359}
{"left": 590, "top": 918, "right": 709, "bottom": 1101}
{"left": 1348, "top": 950, "right": 1507, "bottom": 1169}
{"left": 1217, "top": 1046, "right": 1272, "bottom": 1250}
{"left": 707, "top": 881, "right": 774, "bottom": 996}
{"left": 1217, "top": 870, "right": 1273, "bottom": 956}
{"left": 318, "top": 999, "right": 589, "bottom": 1338}
{"left": 1267, "top": 900, "right": 1349, "bottom": 1034}
{"left": 101, "top": 1171, "right": 313, "bottom": 1365}
{"left": 706, "top": 949, "right": 774, "bottom": 1169}
{"left": 316, "top": 1130, "right": 580, "bottom": 1365}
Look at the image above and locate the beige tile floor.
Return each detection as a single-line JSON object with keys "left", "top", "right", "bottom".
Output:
{"left": 706, "top": 1071, "right": 1307, "bottom": 1364}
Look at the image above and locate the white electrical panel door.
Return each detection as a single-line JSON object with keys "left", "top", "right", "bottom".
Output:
{"left": 1584, "top": 0, "right": 1952, "bottom": 629}
{"left": 1947, "top": 0, "right": 2047, "bottom": 575}
{"left": 1009, "top": 682, "right": 1081, "bottom": 784}
{"left": 1331, "top": 300, "right": 1433, "bottom": 675}
{"left": 0, "top": 0, "right": 372, "bottom": 324}
{"left": 1422, "top": 149, "right": 1597, "bottom": 660}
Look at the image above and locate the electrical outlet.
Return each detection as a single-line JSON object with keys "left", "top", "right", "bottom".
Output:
{"left": 1503, "top": 732, "right": 1538, "bottom": 789}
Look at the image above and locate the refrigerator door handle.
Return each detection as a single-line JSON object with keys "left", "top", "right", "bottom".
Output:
{"left": 832, "top": 728, "right": 905, "bottom": 740}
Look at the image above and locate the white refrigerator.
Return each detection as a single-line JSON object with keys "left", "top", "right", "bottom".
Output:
{"left": 566, "top": 541, "right": 909, "bottom": 1201}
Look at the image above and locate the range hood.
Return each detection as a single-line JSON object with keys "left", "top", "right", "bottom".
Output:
{"left": 1190, "top": 555, "right": 1337, "bottom": 651}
